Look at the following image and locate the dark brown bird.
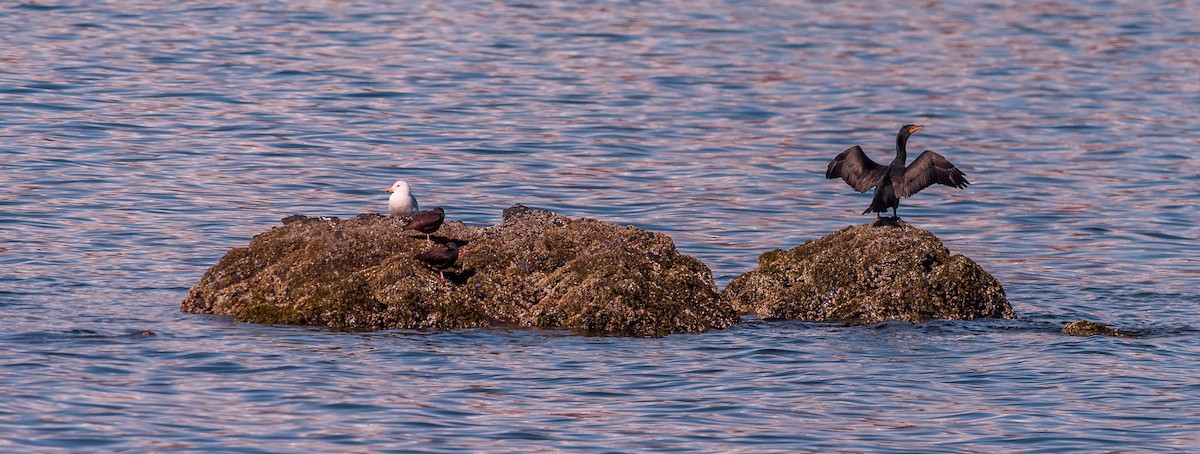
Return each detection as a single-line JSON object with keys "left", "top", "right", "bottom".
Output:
{"left": 825, "top": 125, "right": 970, "bottom": 218}
{"left": 414, "top": 241, "right": 460, "bottom": 280}
{"left": 402, "top": 207, "right": 445, "bottom": 243}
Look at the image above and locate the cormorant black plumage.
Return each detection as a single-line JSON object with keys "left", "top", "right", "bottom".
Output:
{"left": 825, "top": 125, "right": 970, "bottom": 218}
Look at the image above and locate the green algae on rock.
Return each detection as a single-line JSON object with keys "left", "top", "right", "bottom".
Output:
{"left": 722, "top": 219, "right": 1014, "bottom": 324}
{"left": 181, "top": 206, "right": 738, "bottom": 337}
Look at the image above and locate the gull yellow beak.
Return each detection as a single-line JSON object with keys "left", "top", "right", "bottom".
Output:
{"left": 384, "top": 187, "right": 394, "bottom": 192}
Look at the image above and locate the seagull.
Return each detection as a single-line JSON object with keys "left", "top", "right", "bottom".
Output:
{"left": 384, "top": 180, "right": 419, "bottom": 217}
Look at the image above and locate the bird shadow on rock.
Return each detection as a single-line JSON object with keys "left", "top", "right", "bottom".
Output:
{"left": 870, "top": 217, "right": 904, "bottom": 228}
{"left": 445, "top": 268, "right": 476, "bottom": 285}
{"left": 428, "top": 235, "right": 470, "bottom": 248}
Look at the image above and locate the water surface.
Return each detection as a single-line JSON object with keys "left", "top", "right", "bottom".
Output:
{"left": 2, "top": 0, "right": 1198, "bottom": 451}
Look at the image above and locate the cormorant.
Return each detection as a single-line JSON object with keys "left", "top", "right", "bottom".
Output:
{"left": 825, "top": 125, "right": 970, "bottom": 218}
{"left": 403, "top": 207, "right": 445, "bottom": 243}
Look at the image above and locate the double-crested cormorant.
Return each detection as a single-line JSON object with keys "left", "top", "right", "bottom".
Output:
{"left": 403, "top": 207, "right": 445, "bottom": 243}
{"left": 384, "top": 180, "right": 419, "bottom": 216}
{"left": 825, "top": 125, "right": 969, "bottom": 218}
{"left": 415, "top": 242, "right": 460, "bottom": 280}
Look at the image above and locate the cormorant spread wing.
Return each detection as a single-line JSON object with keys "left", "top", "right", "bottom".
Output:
{"left": 896, "top": 150, "right": 970, "bottom": 198}
{"left": 826, "top": 146, "right": 887, "bottom": 193}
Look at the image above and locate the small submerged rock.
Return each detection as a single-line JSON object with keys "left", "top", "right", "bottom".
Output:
{"left": 182, "top": 205, "right": 738, "bottom": 337}
{"left": 1062, "top": 320, "right": 1132, "bottom": 337}
{"left": 723, "top": 219, "right": 1014, "bottom": 324}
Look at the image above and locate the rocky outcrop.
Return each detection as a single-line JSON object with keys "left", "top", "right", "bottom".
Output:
{"left": 182, "top": 205, "right": 738, "bottom": 337}
{"left": 722, "top": 219, "right": 1014, "bottom": 324}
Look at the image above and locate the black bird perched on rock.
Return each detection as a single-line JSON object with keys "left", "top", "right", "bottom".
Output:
{"left": 414, "top": 242, "right": 460, "bottom": 280}
{"left": 402, "top": 207, "right": 445, "bottom": 243}
{"left": 825, "top": 125, "right": 970, "bottom": 218}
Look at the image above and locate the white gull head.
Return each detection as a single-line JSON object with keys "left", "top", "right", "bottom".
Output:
{"left": 384, "top": 180, "right": 419, "bottom": 216}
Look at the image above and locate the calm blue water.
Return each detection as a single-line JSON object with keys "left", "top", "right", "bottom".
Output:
{"left": 3, "top": 1, "right": 1199, "bottom": 451}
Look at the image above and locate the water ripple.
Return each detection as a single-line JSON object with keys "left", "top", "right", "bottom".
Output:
{"left": 2, "top": 0, "right": 1199, "bottom": 451}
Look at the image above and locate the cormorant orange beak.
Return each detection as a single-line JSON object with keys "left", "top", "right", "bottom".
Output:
{"left": 909, "top": 125, "right": 924, "bottom": 134}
